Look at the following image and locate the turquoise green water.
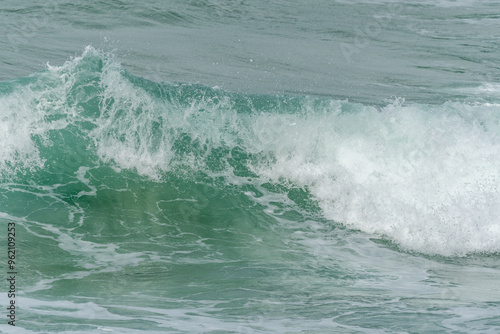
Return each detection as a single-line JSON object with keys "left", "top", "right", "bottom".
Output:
{"left": 1, "top": 1, "right": 500, "bottom": 333}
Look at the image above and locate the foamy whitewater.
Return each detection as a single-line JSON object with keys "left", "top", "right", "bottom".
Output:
{"left": 1, "top": 1, "right": 500, "bottom": 333}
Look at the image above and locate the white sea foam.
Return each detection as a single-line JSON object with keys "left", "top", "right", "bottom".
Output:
{"left": 249, "top": 100, "right": 500, "bottom": 256}
{"left": 9, "top": 296, "right": 364, "bottom": 334}
{"left": 0, "top": 88, "right": 49, "bottom": 174}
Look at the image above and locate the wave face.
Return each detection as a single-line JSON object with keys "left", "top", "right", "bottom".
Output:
{"left": 1, "top": 46, "right": 500, "bottom": 257}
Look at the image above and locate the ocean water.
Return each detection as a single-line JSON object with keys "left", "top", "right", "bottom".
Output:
{"left": 1, "top": 0, "right": 500, "bottom": 333}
